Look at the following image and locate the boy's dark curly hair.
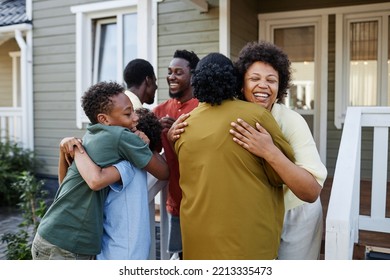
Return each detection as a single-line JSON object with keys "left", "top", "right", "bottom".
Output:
{"left": 191, "top": 52, "right": 239, "bottom": 106}
{"left": 135, "top": 108, "right": 162, "bottom": 152}
{"left": 234, "top": 41, "right": 292, "bottom": 103}
{"left": 82, "top": 81, "right": 125, "bottom": 124}
{"left": 173, "top": 49, "right": 200, "bottom": 70}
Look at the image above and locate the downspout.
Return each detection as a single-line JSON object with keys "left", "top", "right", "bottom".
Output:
{"left": 14, "top": 29, "right": 33, "bottom": 150}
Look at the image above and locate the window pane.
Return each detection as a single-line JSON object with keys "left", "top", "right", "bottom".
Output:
{"left": 98, "top": 22, "right": 117, "bottom": 82}
{"left": 274, "top": 26, "right": 314, "bottom": 62}
{"left": 274, "top": 27, "right": 315, "bottom": 112}
{"left": 123, "top": 13, "right": 137, "bottom": 67}
{"left": 349, "top": 21, "right": 378, "bottom": 106}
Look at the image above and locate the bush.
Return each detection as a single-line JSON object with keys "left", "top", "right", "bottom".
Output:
{"left": 1, "top": 171, "right": 47, "bottom": 260}
{"left": 0, "top": 140, "right": 39, "bottom": 206}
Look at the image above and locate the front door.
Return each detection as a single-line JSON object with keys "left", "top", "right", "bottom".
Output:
{"left": 259, "top": 13, "right": 328, "bottom": 162}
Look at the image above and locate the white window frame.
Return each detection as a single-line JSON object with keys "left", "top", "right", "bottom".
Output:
{"left": 334, "top": 4, "right": 390, "bottom": 129}
{"left": 71, "top": 0, "right": 157, "bottom": 128}
{"left": 259, "top": 10, "right": 329, "bottom": 163}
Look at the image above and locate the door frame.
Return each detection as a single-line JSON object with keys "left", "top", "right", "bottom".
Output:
{"left": 258, "top": 10, "right": 329, "bottom": 164}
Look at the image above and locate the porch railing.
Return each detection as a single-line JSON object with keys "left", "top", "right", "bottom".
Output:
{"left": 0, "top": 107, "right": 23, "bottom": 145}
{"left": 325, "top": 107, "right": 390, "bottom": 259}
{"left": 147, "top": 173, "right": 169, "bottom": 260}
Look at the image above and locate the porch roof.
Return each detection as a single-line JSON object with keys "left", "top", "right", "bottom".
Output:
{"left": 0, "top": 0, "right": 30, "bottom": 27}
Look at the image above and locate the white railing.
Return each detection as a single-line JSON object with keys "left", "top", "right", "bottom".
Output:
{"left": 147, "top": 173, "right": 169, "bottom": 260}
{"left": 325, "top": 107, "right": 390, "bottom": 259}
{"left": 0, "top": 107, "right": 24, "bottom": 145}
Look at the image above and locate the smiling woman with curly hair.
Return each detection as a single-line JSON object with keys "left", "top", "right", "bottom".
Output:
{"left": 173, "top": 52, "right": 295, "bottom": 260}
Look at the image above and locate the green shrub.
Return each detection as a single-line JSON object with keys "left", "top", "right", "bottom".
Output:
{"left": 1, "top": 171, "right": 47, "bottom": 260}
{"left": 0, "top": 140, "right": 39, "bottom": 206}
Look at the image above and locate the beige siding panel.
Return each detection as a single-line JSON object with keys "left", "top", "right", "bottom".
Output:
{"left": 157, "top": 0, "right": 219, "bottom": 103}
{"left": 0, "top": 39, "right": 17, "bottom": 106}
{"left": 34, "top": 99, "right": 76, "bottom": 110}
{"left": 35, "top": 156, "right": 58, "bottom": 175}
{"left": 34, "top": 25, "right": 75, "bottom": 38}
{"left": 230, "top": 0, "right": 258, "bottom": 60}
{"left": 34, "top": 72, "right": 75, "bottom": 83}
{"left": 158, "top": 42, "right": 217, "bottom": 57}
{"left": 33, "top": 37, "right": 75, "bottom": 49}
{"left": 34, "top": 45, "right": 75, "bottom": 56}
{"left": 33, "top": 0, "right": 119, "bottom": 176}
{"left": 159, "top": 8, "right": 219, "bottom": 25}
{"left": 34, "top": 54, "right": 75, "bottom": 65}
{"left": 158, "top": 19, "right": 219, "bottom": 35}
{"left": 32, "top": 0, "right": 94, "bottom": 177}
{"left": 34, "top": 63, "right": 75, "bottom": 74}
{"left": 34, "top": 90, "right": 75, "bottom": 100}
{"left": 157, "top": 0, "right": 193, "bottom": 13}
{"left": 35, "top": 112, "right": 76, "bottom": 122}
{"left": 36, "top": 119, "right": 78, "bottom": 129}
{"left": 35, "top": 128, "right": 83, "bottom": 143}
{"left": 33, "top": 0, "right": 83, "bottom": 10}
{"left": 33, "top": 16, "right": 75, "bottom": 29}
{"left": 34, "top": 82, "right": 76, "bottom": 92}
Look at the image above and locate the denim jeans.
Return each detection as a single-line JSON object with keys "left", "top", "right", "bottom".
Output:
{"left": 167, "top": 213, "right": 182, "bottom": 254}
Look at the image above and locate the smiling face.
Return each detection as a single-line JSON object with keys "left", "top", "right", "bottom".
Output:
{"left": 102, "top": 92, "right": 139, "bottom": 131}
{"left": 166, "top": 57, "right": 192, "bottom": 101}
{"left": 242, "top": 61, "right": 279, "bottom": 111}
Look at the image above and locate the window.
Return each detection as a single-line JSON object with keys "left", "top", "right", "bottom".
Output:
{"left": 334, "top": 5, "right": 390, "bottom": 129}
{"left": 274, "top": 26, "right": 315, "bottom": 113}
{"left": 92, "top": 14, "right": 137, "bottom": 84}
{"left": 93, "top": 18, "right": 119, "bottom": 83}
{"left": 71, "top": 0, "right": 155, "bottom": 128}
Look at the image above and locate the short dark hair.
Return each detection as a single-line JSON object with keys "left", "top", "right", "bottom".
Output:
{"left": 234, "top": 41, "right": 292, "bottom": 102}
{"left": 123, "top": 59, "right": 155, "bottom": 88}
{"left": 191, "top": 52, "right": 239, "bottom": 106}
{"left": 173, "top": 50, "right": 200, "bottom": 70}
{"left": 135, "top": 108, "right": 162, "bottom": 152}
{"left": 81, "top": 81, "right": 125, "bottom": 124}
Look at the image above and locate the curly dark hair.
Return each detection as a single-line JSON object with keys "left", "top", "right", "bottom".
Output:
{"left": 81, "top": 81, "right": 125, "bottom": 124}
{"left": 135, "top": 108, "right": 162, "bottom": 152}
{"left": 173, "top": 49, "right": 200, "bottom": 71}
{"left": 123, "top": 59, "right": 155, "bottom": 88}
{"left": 191, "top": 52, "right": 239, "bottom": 106}
{"left": 234, "top": 41, "right": 292, "bottom": 103}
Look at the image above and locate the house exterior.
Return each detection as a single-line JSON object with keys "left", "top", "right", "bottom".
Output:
{"left": 0, "top": 0, "right": 33, "bottom": 150}
{"left": 0, "top": 0, "right": 389, "bottom": 183}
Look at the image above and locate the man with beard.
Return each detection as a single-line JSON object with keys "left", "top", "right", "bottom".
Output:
{"left": 153, "top": 49, "right": 199, "bottom": 260}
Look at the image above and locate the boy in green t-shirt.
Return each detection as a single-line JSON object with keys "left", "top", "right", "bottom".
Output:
{"left": 31, "top": 81, "right": 168, "bottom": 260}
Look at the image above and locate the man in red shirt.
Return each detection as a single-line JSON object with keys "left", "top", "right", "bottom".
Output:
{"left": 153, "top": 50, "right": 199, "bottom": 259}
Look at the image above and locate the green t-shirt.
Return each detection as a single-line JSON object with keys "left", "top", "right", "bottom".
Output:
{"left": 38, "top": 124, "right": 152, "bottom": 255}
